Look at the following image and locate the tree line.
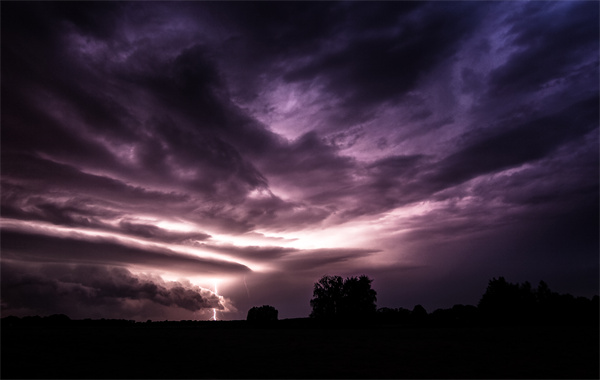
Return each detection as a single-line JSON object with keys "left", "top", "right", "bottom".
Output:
{"left": 248, "top": 275, "right": 598, "bottom": 327}
{"left": 2, "top": 275, "right": 597, "bottom": 327}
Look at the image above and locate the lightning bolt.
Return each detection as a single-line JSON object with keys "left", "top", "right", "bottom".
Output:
{"left": 212, "top": 282, "right": 218, "bottom": 321}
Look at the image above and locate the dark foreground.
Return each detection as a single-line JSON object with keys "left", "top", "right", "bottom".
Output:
{"left": 2, "top": 323, "right": 598, "bottom": 379}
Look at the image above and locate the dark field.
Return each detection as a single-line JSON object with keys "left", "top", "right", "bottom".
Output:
{"left": 2, "top": 324, "right": 598, "bottom": 379}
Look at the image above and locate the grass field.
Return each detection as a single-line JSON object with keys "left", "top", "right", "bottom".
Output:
{"left": 2, "top": 324, "right": 598, "bottom": 378}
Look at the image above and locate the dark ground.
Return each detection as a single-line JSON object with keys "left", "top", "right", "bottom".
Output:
{"left": 1, "top": 323, "right": 598, "bottom": 379}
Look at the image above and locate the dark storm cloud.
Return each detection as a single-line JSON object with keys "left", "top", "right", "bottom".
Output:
{"left": 384, "top": 138, "right": 599, "bottom": 260}
{"left": 214, "top": 2, "right": 342, "bottom": 53}
{"left": 464, "top": 131, "right": 599, "bottom": 209}
{"left": 429, "top": 96, "right": 598, "bottom": 189}
{"left": 263, "top": 131, "right": 357, "bottom": 196}
{"left": 488, "top": 1, "right": 599, "bottom": 95}
{"left": 0, "top": 1, "right": 505, "bottom": 231}
{"left": 365, "top": 155, "right": 427, "bottom": 192}
{"left": 2, "top": 2, "right": 273, "bottom": 210}
{"left": 1, "top": 229, "right": 249, "bottom": 275}
{"left": 1, "top": 94, "right": 122, "bottom": 170}
{"left": 1, "top": 194, "right": 114, "bottom": 231}
{"left": 201, "top": 1, "right": 345, "bottom": 102}
{"left": 1, "top": 154, "right": 190, "bottom": 205}
{"left": 2, "top": 2, "right": 141, "bottom": 152}
{"left": 1, "top": 261, "right": 223, "bottom": 319}
{"left": 203, "top": 1, "right": 598, "bottom": 225}
{"left": 281, "top": 2, "right": 487, "bottom": 125}
{"left": 1, "top": 181, "right": 214, "bottom": 245}
{"left": 51, "top": 2, "right": 123, "bottom": 39}
{"left": 322, "top": 154, "right": 430, "bottom": 220}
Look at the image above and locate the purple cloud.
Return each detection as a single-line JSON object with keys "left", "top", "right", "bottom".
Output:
{"left": 1, "top": 261, "right": 228, "bottom": 320}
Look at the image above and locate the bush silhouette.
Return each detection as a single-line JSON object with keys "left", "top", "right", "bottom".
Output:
{"left": 376, "top": 307, "right": 412, "bottom": 324}
{"left": 247, "top": 305, "right": 278, "bottom": 322}
{"left": 411, "top": 304, "right": 428, "bottom": 325}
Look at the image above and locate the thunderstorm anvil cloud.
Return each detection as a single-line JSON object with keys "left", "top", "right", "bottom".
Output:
{"left": 1, "top": 1, "right": 598, "bottom": 320}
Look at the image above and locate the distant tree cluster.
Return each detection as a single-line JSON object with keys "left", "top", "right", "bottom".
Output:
{"left": 478, "top": 277, "right": 599, "bottom": 326}
{"left": 4, "top": 314, "right": 73, "bottom": 327}
{"left": 375, "top": 277, "right": 598, "bottom": 327}
{"left": 246, "top": 305, "right": 278, "bottom": 322}
{"left": 1, "top": 314, "right": 138, "bottom": 328}
{"left": 376, "top": 304, "right": 479, "bottom": 327}
{"left": 310, "top": 275, "right": 377, "bottom": 321}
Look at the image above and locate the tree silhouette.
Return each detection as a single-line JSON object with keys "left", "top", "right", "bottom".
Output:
{"left": 476, "top": 277, "right": 600, "bottom": 326}
{"left": 340, "top": 275, "right": 377, "bottom": 319}
{"left": 247, "top": 305, "right": 278, "bottom": 322}
{"left": 535, "top": 280, "right": 554, "bottom": 303}
{"left": 309, "top": 275, "right": 344, "bottom": 319}
{"left": 310, "top": 275, "right": 376, "bottom": 320}
{"left": 478, "top": 276, "right": 532, "bottom": 324}
{"left": 411, "top": 304, "right": 428, "bottom": 325}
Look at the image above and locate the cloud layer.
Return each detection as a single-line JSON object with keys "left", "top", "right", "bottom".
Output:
{"left": 1, "top": 261, "right": 230, "bottom": 320}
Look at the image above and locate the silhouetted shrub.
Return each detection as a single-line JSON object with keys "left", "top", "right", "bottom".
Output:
{"left": 44, "top": 314, "right": 71, "bottom": 326}
{"left": 247, "top": 305, "right": 278, "bottom": 322}
{"left": 429, "top": 305, "right": 480, "bottom": 327}
{"left": 22, "top": 315, "right": 43, "bottom": 326}
{"left": 430, "top": 308, "right": 454, "bottom": 326}
{"left": 1, "top": 315, "right": 21, "bottom": 327}
{"left": 411, "top": 304, "right": 428, "bottom": 325}
{"left": 451, "top": 304, "right": 479, "bottom": 326}
{"left": 376, "top": 307, "right": 412, "bottom": 324}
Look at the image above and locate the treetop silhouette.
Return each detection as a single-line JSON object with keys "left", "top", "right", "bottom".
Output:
{"left": 310, "top": 274, "right": 377, "bottom": 320}
{"left": 247, "top": 305, "right": 278, "bottom": 322}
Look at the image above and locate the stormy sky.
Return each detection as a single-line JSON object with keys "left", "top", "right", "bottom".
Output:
{"left": 2, "top": 1, "right": 598, "bottom": 320}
